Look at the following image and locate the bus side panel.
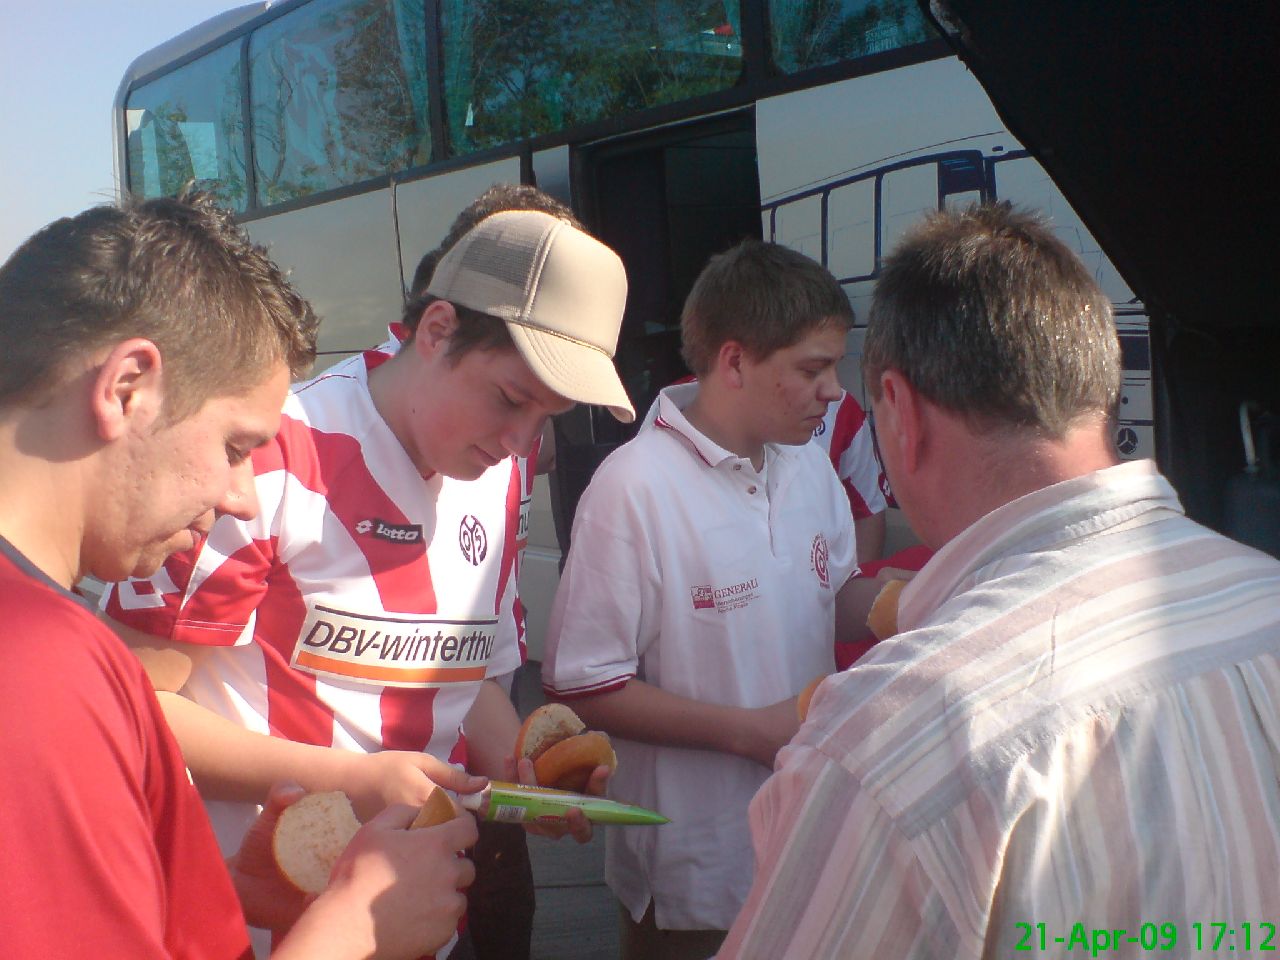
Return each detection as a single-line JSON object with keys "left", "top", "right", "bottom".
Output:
{"left": 756, "top": 57, "right": 1150, "bottom": 555}
{"left": 244, "top": 188, "right": 404, "bottom": 369}
{"left": 394, "top": 157, "right": 523, "bottom": 292}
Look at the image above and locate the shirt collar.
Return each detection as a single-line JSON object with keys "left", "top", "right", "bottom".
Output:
{"left": 899, "top": 459, "right": 1183, "bottom": 633}
{"left": 651, "top": 382, "right": 786, "bottom": 472}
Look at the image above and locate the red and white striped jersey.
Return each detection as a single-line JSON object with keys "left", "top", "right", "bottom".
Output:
{"left": 809, "top": 390, "right": 888, "bottom": 519}
{"left": 106, "top": 349, "right": 525, "bottom": 765}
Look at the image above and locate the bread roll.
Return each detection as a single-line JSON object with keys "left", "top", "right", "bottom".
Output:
{"left": 273, "top": 784, "right": 460, "bottom": 895}
{"left": 272, "top": 791, "right": 361, "bottom": 896}
{"left": 796, "top": 675, "right": 825, "bottom": 722}
{"left": 867, "top": 578, "right": 908, "bottom": 640}
{"left": 516, "top": 703, "right": 617, "bottom": 791}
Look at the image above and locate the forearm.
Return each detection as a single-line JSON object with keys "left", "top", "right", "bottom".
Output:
{"left": 854, "top": 511, "right": 886, "bottom": 565}
{"left": 157, "top": 692, "right": 358, "bottom": 804}
{"left": 566, "top": 679, "right": 796, "bottom": 768}
{"left": 462, "top": 678, "right": 522, "bottom": 779}
{"left": 101, "top": 613, "right": 195, "bottom": 692}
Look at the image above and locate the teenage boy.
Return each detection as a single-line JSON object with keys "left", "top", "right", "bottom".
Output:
{"left": 0, "top": 191, "right": 477, "bottom": 959}
{"left": 104, "top": 209, "right": 630, "bottom": 954}
{"left": 542, "top": 240, "right": 865, "bottom": 958}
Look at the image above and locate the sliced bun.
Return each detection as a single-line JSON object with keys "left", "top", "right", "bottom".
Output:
{"left": 410, "top": 783, "right": 460, "bottom": 829}
{"left": 517, "top": 703, "right": 617, "bottom": 790}
{"left": 515, "top": 703, "right": 585, "bottom": 762}
{"left": 532, "top": 731, "right": 618, "bottom": 792}
{"left": 274, "top": 785, "right": 461, "bottom": 895}
{"left": 273, "top": 791, "right": 361, "bottom": 896}
{"left": 867, "top": 578, "right": 908, "bottom": 640}
{"left": 796, "top": 675, "right": 825, "bottom": 722}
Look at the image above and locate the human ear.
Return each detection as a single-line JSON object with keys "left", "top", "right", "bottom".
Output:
{"left": 717, "top": 340, "right": 748, "bottom": 389}
{"left": 877, "top": 369, "right": 923, "bottom": 475}
{"left": 413, "top": 301, "right": 459, "bottom": 361}
{"left": 90, "top": 338, "right": 164, "bottom": 441}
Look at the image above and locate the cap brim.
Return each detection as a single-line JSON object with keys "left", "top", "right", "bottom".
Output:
{"left": 507, "top": 322, "right": 635, "bottom": 423}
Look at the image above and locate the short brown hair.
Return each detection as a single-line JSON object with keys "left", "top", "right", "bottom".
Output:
{"left": 401, "top": 183, "right": 583, "bottom": 364}
{"left": 863, "top": 202, "right": 1120, "bottom": 437}
{"left": 0, "top": 188, "right": 316, "bottom": 420}
{"left": 680, "top": 240, "right": 854, "bottom": 376}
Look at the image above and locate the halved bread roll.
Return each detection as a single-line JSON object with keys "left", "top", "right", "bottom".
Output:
{"left": 273, "top": 785, "right": 460, "bottom": 895}
{"left": 867, "top": 578, "right": 908, "bottom": 640}
{"left": 516, "top": 703, "right": 617, "bottom": 791}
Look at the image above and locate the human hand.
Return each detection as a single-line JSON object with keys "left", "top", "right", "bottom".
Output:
{"left": 742, "top": 697, "right": 802, "bottom": 770}
{"left": 227, "top": 782, "right": 312, "bottom": 933}
{"left": 506, "top": 754, "right": 605, "bottom": 844}
{"left": 338, "top": 749, "right": 486, "bottom": 821}
{"left": 278, "top": 803, "right": 478, "bottom": 960}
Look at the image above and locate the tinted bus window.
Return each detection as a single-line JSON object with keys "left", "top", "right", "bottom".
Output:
{"left": 125, "top": 41, "right": 247, "bottom": 212}
{"left": 769, "top": 0, "right": 933, "bottom": 73}
{"left": 442, "top": 0, "right": 742, "bottom": 154}
{"left": 249, "top": 0, "right": 431, "bottom": 205}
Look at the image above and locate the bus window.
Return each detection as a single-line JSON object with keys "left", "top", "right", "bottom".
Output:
{"left": 770, "top": 193, "right": 823, "bottom": 264}
{"left": 991, "top": 154, "right": 1135, "bottom": 304}
{"left": 441, "top": 0, "right": 742, "bottom": 156}
{"left": 249, "top": 0, "right": 431, "bottom": 206}
{"left": 770, "top": 0, "right": 934, "bottom": 73}
{"left": 827, "top": 177, "right": 875, "bottom": 281}
{"left": 879, "top": 162, "right": 936, "bottom": 259}
{"left": 125, "top": 41, "right": 246, "bottom": 212}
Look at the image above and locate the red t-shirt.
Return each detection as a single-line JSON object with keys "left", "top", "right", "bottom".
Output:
{"left": 0, "top": 539, "right": 252, "bottom": 959}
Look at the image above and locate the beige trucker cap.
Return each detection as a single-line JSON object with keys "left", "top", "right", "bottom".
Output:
{"left": 427, "top": 210, "right": 635, "bottom": 422}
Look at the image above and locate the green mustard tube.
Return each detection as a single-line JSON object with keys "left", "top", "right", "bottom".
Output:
{"left": 455, "top": 781, "right": 669, "bottom": 825}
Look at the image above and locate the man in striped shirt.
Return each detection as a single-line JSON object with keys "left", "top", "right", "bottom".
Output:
{"left": 720, "top": 203, "right": 1280, "bottom": 959}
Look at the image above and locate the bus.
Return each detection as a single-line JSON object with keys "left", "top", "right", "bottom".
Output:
{"left": 114, "top": 0, "right": 1152, "bottom": 657}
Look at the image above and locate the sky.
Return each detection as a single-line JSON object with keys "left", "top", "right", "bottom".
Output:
{"left": 0, "top": 1, "right": 247, "bottom": 263}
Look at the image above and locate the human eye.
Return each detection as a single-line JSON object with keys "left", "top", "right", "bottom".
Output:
{"left": 226, "top": 444, "right": 250, "bottom": 466}
{"left": 497, "top": 387, "right": 522, "bottom": 409}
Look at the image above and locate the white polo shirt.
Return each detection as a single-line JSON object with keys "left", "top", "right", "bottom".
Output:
{"left": 542, "top": 382, "right": 857, "bottom": 931}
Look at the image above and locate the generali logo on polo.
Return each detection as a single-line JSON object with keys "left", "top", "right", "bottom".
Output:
{"left": 689, "top": 577, "right": 759, "bottom": 614}
{"left": 354, "top": 518, "right": 423, "bottom": 544}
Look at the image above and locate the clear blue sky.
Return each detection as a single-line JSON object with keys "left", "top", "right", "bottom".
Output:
{"left": 0, "top": 1, "right": 245, "bottom": 263}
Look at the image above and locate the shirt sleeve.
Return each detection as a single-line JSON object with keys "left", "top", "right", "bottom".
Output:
{"left": 718, "top": 742, "right": 951, "bottom": 960}
{"left": 541, "top": 466, "right": 656, "bottom": 697}
{"left": 832, "top": 394, "right": 888, "bottom": 519}
{"left": 0, "top": 602, "right": 245, "bottom": 959}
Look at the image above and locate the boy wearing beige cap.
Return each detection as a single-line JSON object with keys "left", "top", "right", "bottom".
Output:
{"left": 104, "top": 208, "right": 631, "bottom": 957}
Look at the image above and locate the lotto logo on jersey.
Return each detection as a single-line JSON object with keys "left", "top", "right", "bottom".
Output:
{"left": 292, "top": 603, "right": 497, "bottom": 688}
{"left": 459, "top": 515, "right": 488, "bottom": 565}
{"left": 354, "top": 518, "right": 423, "bottom": 544}
{"left": 811, "top": 533, "right": 831, "bottom": 589}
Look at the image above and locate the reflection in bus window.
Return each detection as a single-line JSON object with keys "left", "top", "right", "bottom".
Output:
{"left": 126, "top": 41, "right": 246, "bottom": 212}
{"left": 769, "top": 0, "right": 933, "bottom": 73}
{"left": 441, "top": 0, "right": 741, "bottom": 155}
{"left": 880, "top": 163, "right": 936, "bottom": 257}
{"left": 992, "top": 155, "right": 1134, "bottom": 303}
{"left": 827, "top": 177, "right": 874, "bottom": 280}
{"left": 249, "top": 0, "right": 430, "bottom": 205}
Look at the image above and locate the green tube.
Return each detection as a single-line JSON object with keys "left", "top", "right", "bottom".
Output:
{"left": 455, "top": 781, "right": 669, "bottom": 825}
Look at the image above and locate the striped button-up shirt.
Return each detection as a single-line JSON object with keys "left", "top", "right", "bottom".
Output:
{"left": 720, "top": 460, "right": 1280, "bottom": 959}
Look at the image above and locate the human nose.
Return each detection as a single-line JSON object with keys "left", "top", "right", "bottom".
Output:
{"left": 501, "top": 412, "right": 547, "bottom": 458}
{"left": 216, "top": 458, "right": 260, "bottom": 522}
{"left": 817, "top": 367, "right": 843, "bottom": 403}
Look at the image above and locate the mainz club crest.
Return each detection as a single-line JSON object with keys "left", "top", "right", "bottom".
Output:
{"left": 459, "top": 515, "right": 488, "bottom": 566}
{"left": 811, "top": 533, "right": 831, "bottom": 588}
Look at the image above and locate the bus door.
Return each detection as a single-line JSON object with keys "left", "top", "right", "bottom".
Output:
{"left": 552, "top": 109, "right": 762, "bottom": 549}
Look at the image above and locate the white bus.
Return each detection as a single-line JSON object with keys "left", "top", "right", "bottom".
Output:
{"left": 114, "top": 0, "right": 1152, "bottom": 655}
